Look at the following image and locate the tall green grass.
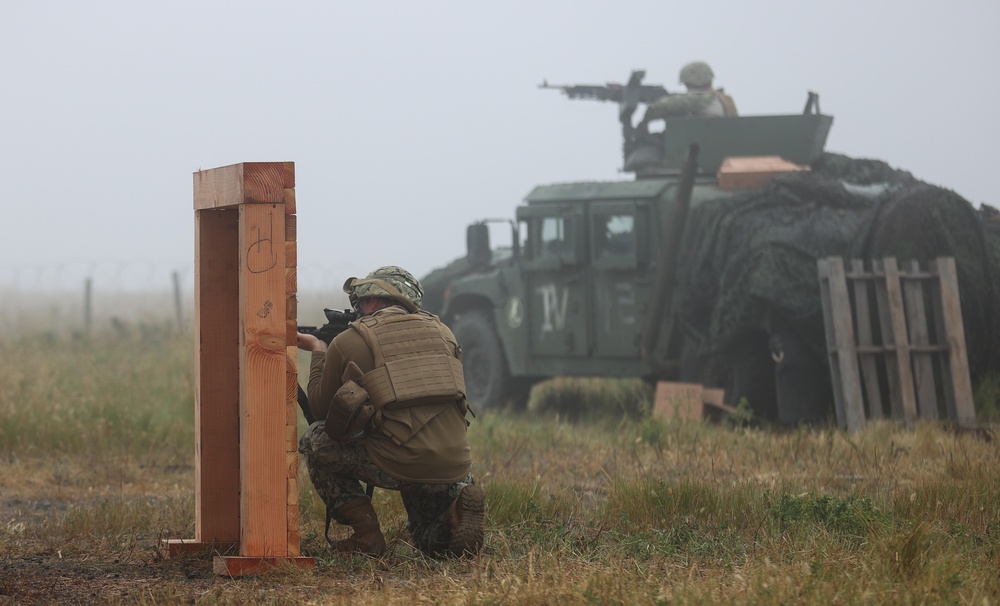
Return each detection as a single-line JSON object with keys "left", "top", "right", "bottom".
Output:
{"left": 0, "top": 324, "right": 194, "bottom": 464}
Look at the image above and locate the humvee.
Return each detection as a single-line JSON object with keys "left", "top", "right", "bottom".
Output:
{"left": 420, "top": 71, "right": 997, "bottom": 422}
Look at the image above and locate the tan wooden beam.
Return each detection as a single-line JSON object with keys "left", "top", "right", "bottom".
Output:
{"left": 163, "top": 161, "right": 311, "bottom": 574}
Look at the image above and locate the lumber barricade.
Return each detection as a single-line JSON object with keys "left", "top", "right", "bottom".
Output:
{"left": 817, "top": 257, "right": 976, "bottom": 433}
{"left": 160, "top": 162, "right": 312, "bottom": 576}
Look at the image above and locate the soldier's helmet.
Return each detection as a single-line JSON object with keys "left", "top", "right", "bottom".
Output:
{"left": 344, "top": 265, "right": 423, "bottom": 311}
{"left": 679, "top": 61, "right": 715, "bottom": 88}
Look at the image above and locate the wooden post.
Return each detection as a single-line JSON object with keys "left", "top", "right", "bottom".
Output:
{"left": 160, "top": 162, "right": 313, "bottom": 576}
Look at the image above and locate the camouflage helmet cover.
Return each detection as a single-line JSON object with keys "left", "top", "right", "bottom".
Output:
{"left": 679, "top": 61, "right": 714, "bottom": 88}
{"left": 343, "top": 265, "right": 423, "bottom": 311}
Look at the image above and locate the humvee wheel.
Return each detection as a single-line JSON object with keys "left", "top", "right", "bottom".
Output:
{"left": 451, "top": 311, "right": 510, "bottom": 410}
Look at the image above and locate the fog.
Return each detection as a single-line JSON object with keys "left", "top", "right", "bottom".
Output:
{"left": 2, "top": 0, "right": 997, "bottom": 294}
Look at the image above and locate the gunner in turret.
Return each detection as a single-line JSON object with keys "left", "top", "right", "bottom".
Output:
{"left": 638, "top": 61, "right": 738, "bottom": 131}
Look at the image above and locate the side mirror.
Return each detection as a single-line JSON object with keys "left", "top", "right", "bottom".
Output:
{"left": 466, "top": 223, "right": 491, "bottom": 269}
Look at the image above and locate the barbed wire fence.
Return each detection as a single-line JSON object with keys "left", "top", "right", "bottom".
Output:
{"left": 0, "top": 261, "right": 352, "bottom": 336}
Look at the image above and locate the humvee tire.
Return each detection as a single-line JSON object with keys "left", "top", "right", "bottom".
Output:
{"left": 452, "top": 310, "right": 510, "bottom": 410}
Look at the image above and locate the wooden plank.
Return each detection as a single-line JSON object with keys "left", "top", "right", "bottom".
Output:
{"left": 933, "top": 257, "right": 977, "bottom": 426}
{"left": 285, "top": 280, "right": 299, "bottom": 314}
{"left": 702, "top": 388, "right": 727, "bottom": 410}
{"left": 287, "top": 500, "right": 301, "bottom": 558}
{"left": 286, "top": 347, "right": 300, "bottom": 419}
{"left": 818, "top": 259, "right": 847, "bottom": 427}
{"left": 239, "top": 203, "right": 289, "bottom": 557}
{"left": 287, "top": 532, "right": 301, "bottom": 558}
{"left": 280, "top": 162, "right": 295, "bottom": 188}
{"left": 286, "top": 477, "right": 301, "bottom": 558}
{"left": 882, "top": 258, "right": 918, "bottom": 424}
{"left": 823, "top": 258, "right": 866, "bottom": 432}
{"left": 283, "top": 188, "right": 296, "bottom": 214}
{"left": 285, "top": 213, "right": 297, "bottom": 241}
{"left": 213, "top": 556, "right": 314, "bottom": 577}
{"left": 286, "top": 388, "right": 298, "bottom": 427}
{"left": 849, "top": 260, "right": 884, "bottom": 419}
{"left": 701, "top": 388, "right": 737, "bottom": 423}
{"left": 159, "top": 539, "right": 238, "bottom": 558}
{"left": 193, "top": 208, "right": 241, "bottom": 543}
{"left": 872, "top": 260, "right": 903, "bottom": 418}
{"left": 287, "top": 391, "right": 296, "bottom": 420}
{"left": 652, "top": 382, "right": 704, "bottom": 422}
{"left": 285, "top": 424, "right": 297, "bottom": 447}
{"left": 902, "top": 261, "right": 939, "bottom": 419}
{"left": 194, "top": 163, "right": 291, "bottom": 210}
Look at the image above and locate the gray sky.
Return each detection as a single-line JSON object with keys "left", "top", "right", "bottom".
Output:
{"left": 3, "top": 1, "right": 998, "bottom": 292}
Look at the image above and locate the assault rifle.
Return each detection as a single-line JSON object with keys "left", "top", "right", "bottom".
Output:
{"left": 296, "top": 308, "right": 358, "bottom": 424}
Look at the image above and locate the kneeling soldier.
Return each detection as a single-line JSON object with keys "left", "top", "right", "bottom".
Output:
{"left": 297, "top": 266, "right": 483, "bottom": 558}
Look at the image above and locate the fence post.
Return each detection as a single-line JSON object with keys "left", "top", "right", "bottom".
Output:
{"left": 84, "top": 277, "right": 93, "bottom": 333}
{"left": 172, "top": 270, "right": 184, "bottom": 329}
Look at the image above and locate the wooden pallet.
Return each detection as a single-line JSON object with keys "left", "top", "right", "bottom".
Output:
{"left": 817, "top": 257, "right": 976, "bottom": 433}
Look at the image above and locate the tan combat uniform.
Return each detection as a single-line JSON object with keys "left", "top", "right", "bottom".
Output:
{"left": 299, "top": 304, "right": 475, "bottom": 554}
{"left": 305, "top": 305, "right": 472, "bottom": 483}
{"left": 642, "top": 88, "right": 738, "bottom": 122}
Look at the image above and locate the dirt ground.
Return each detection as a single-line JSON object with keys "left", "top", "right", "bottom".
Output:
{"left": 0, "top": 550, "right": 215, "bottom": 604}
{"left": 1, "top": 493, "right": 208, "bottom": 604}
{"left": 0, "top": 463, "right": 263, "bottom": 605}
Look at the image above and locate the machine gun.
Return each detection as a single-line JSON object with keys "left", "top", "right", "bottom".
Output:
{"left": 539, "top": 70, "right": 668, "bottom": 105}
{"left": 541, "top": 70, "right": 669, "bottom": 163}
{"left": 296, "top": 308, "right": 358, "bottom": 424}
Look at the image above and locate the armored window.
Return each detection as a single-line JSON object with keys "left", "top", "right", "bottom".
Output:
{"left": 591, "top": 201, "right": 648, "bottom": 269}
{"left": 515, "top": 205, "right": 584, "bottom": 268}
{"left": 539, "top": 217, "right": 574, "bottom": 261}
{"left": 594, "top": 213, "right": 636, "bottom": 259}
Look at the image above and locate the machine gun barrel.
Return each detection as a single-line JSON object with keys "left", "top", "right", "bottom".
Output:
{"left": 539, "top": 73, "right": 668, "bottom": 104}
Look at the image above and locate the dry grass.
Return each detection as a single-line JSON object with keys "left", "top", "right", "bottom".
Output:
{"left": 1, "top": 325, "right": 998, "bottom": 604}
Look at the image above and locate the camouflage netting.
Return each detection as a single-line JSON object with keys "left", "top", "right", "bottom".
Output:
{"left": 675, "top": 152, "right": 1000, "bottom": 380}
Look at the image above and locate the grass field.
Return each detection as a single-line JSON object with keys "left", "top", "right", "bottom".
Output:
{"left": 1, "top": 325, "right": 998, "bottom": 605}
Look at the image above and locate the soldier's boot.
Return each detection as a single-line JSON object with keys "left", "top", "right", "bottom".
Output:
{"left": 443, "top": 484, "right": 485, "bottom": 556}
{"left": 330, "top": 496, "right": 386, "bottom": 557}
